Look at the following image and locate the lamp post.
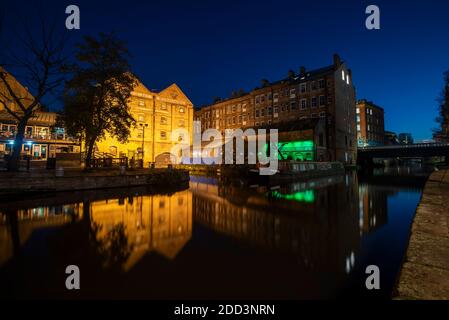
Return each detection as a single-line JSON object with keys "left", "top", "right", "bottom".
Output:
{"left": 139, "top": 123, "right": 148, "bottom": 167}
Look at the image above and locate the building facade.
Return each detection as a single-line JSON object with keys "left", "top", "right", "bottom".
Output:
{"left": 356, "top": 99, "right": 385, "bottom": 147}
{"left": 0, "top": 68, "right": 79, "bottom": 160}
{"left": 95, "top": 81, "right": 194, "bottom": 166}
{"left": 195, "top": 54, "right": 357, "bottom": 164}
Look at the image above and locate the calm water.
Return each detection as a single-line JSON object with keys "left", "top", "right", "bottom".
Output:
{"left": 0, "top": 167, "right": 429, "bottom": 299}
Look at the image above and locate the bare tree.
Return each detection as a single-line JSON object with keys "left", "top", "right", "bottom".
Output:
{"left": 0, "top": 15, "right": 68, "bottom": 171}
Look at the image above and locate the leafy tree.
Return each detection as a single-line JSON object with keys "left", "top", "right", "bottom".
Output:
{"left": 62, "top": 33, "right": 137, "bottom": 168}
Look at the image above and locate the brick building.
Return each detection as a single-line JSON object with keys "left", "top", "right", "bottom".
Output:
{"left": 356, "top": 99, "right": 385, "bottom": 147}
{"left": 195, "top": 54, "right": 357, "bottom": 164}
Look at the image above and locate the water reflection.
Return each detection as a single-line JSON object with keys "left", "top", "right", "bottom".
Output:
{"left": 0, "top": 168, "right": 427, "bottom": 299}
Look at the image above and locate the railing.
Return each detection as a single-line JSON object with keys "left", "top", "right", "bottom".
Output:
{"left": 358, "top": 143, "right": 448, "bottom": 151}
{"left": 0, "top": 132, "right": 77, "bottom": 142}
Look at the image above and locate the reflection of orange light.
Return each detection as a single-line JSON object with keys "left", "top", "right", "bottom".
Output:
{"left": 89, "top": 190, "right": 192, "bottom": 270}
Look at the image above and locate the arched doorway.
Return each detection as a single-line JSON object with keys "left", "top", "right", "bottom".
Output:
{"left": 155, "top": 152, "right": 176, "bottom": 167}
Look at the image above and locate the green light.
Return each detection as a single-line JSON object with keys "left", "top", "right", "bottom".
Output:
{"left": 270, "top": 190, "right": 315, "bottom": 203}
{"left": 265, "top": 140, "right": 315, "bottom": 161}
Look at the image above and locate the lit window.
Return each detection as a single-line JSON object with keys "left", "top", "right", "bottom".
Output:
{"left": 356, "top": 108, "right": 360, "bottom": 114}
{"left": 357, "top": 124, "right": 361, "bottom": 131}
{"left": 138, "top": 115, "right": 145, "bottom": 122}
{"left": 161, "top": 116, "right": 167, "bottom": 124}
{"left": 346, "top": 74, "right": 350, "bottom": 85}
{"left": 342, "top": 70, "right": 345, "bottom": 80}
{"left": 161, "top": 104, "right": 167, "bottom": 110}
{"left": 179, "top": 107, "right": 185, "bottom": 113}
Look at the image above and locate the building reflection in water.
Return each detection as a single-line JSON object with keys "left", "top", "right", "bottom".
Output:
{"left": 0, "top": 190, "right": 192, "bottom": 271}
{"left": 190, "top": 173, "right": 361, "bottom": 278}
{"left": 358, "top": 184, "right": 389, "bottom": 235}
{"left": 88, "top": 190, "right": 192, "bottom": 270}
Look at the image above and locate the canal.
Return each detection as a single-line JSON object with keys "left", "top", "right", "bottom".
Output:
{"left": 0, "top": 166, "right": 431, "bottom": 299}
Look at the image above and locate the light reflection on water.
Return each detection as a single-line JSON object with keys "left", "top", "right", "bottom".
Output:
{"left": 0, "top": 168, "right": 427, "bottom": 299}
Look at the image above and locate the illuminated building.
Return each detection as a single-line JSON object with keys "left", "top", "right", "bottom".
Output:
{"left": 195, "top": 54, "right": 357, "bottom": 164}
{"left": 94, "top": 80, "right": 194, "bottom": 166}
{"left": 0, "top": 68, "right": 79, "bottom": 159}
{"left": 356, "top": 99, "right": 385, "bottom": 147}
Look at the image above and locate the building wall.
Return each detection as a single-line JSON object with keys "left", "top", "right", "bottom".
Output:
{"left": 95, "top": 82, "right": 194, "bottom": 165}
{"left": 356, "top": 100, "right": 385, "bottom": 146}
{"left": 195, "top": 55, "right": 357, "bottom": 164}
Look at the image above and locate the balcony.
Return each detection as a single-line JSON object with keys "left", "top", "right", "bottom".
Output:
{"left": 0, "top": 132, "right": 78, "bottom": 143}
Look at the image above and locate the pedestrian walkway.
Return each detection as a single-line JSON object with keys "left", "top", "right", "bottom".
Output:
{"left": 395, "top": 169, "right": 449, "bottom": 299}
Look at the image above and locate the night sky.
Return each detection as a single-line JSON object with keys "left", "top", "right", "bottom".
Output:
{"left": 2, "top": 0, "right": 449, "bottom": 140}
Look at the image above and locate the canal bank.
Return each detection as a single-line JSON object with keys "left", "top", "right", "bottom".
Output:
{"left": 0, "top": 168, "right": 189, "bottom": 198}
{"left": 395, "top": 169, "right": 449, "bottom": 299}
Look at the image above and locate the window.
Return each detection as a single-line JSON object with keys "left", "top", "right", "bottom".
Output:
{"left": 178, "top": 119, "right": 185, "bottom": 127}
{"left": 300, "top": 83, "right": 307, "bottom": 93}
{"left": 290, "top": 88, "right": 296, "bottom": 96}
{"left": 319, "top": 95, "right": 325, "bottom": 106}
{"left": 319, "top": 79, "right": 325, "bottom": 89}
{"left": 238, "top": 115, "right": 242, "bottom": 123}
{"left": 311, "top": 81, "right": 317, "bottom": 91}
{"left": 255, "top": 122, "right": 259, "bottom": 126}
{"left": 273, "top": 107, "right": 278, "bottom": 114}
{"left": 342, "top": 70, "right": 345, "bottom": 80}
{"left": 356, "top": 115, "right": 361, "bottom": 122}
{"left": 160, "top": 116, "right": 167, "bottom": 125}
{"left": 311, "top": 113, "right": 318, "bottom": 118}
{"left": 290, "top": 101, "right": 297, "bottom": 110}
{"left": 346, "top": 74, "right": 350, "bottom": 85}
{"left": 311, "top": 97, "right": 317, "bottom": 108}
{"left": 255, "top": 96, "right": 260, "bottom": 104}
{"left": 267, "top": 107, "right": 272, "bottom": 115}
{"left": 367, "top": 125, "right": 371, "bottom": 131}
{"left": 268, "top": 93, "right": 272, "bottom": 100}
{"left": 356, "top": 107, "right": 360, "bottom": 114}
{"left": 138, "top": 100, "right": 145, "bottom": 106}
{"left": 232, "top": 105, "right": 236, "bottom": 112}
{"left": 160, "top": 131, "right": 167, "bottom": 139}
{"left": 232, "top": 117, "right": 236, "bottom": 124}
{"left": 179, "top": 107, "right": 185, "bottom": 113}
{"left": 319, "top": 112, "right": 326, "bottom": 118}
{"left": 261, "top": 109, "right": 265, "bottom": 116}
{"left": 138, "top": 114, "right": 145, "bottom": 122}
{"left": 273, "top": 93, "right": 279, "bottom": 101}
{"left": 301, "top": 99, "right": 307, "bottom": 110}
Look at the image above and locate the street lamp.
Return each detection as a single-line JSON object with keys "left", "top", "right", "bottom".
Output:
{"left": 139, "top": 123, "right": 148, "bottom": 166}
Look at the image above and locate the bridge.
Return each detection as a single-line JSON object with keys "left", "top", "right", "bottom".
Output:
{"left": 357, "top": 143, "right": 449, "bottom": 165}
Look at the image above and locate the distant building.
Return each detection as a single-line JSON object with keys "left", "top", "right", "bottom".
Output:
{"left": 384, "top": 131, "right": 399, "bottom": 145}
{"left": 195, "top": 54, "right": 357, "bottom": 164}
{"left": 398, "top": 133, "right": 414, "bottom": 145}
{"left": 356, "top": 99, "right": 385, "bottom": 147}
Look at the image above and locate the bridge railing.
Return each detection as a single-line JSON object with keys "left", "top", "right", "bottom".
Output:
{"left": 358, "top": 143, "right": 448, "bottom": 151}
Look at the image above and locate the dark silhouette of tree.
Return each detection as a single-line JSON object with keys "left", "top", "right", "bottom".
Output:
{"left": 434, "top": 70, "right": 449, "bottom": 142}
{"left": 0, "top": 17, "right": 68, "bottom": 171}
{"left": 62, "top": 33, "right": 137, "bottom": 168}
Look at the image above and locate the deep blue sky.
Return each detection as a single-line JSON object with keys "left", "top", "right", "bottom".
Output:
{"left": 3, "top": 0, "right": 449, "bottom": 140}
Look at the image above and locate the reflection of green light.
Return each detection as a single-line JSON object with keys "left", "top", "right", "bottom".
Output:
{"left": 265, "top": 140, "right": 315, "bottom": 161}
{"left": 271, "top": 190, "right": 315, "bottom": 203}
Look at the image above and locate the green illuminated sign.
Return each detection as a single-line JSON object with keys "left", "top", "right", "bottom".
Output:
{"left": 270, "top": 190, "right": 315, "bottom": 203}
{"left": 265, "top": 140, "right": 315, "bottom": 161}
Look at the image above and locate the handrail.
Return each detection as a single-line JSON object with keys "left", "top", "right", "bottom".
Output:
{"left": 359, "top": 143, "right": 448, "bottom": 151}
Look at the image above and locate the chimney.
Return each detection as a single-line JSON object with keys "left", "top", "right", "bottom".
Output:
{"left": 333, "top": 53, "right": 341, "bottom": 66}
{"left": 299, "top": 66, "right": 306, "bottom": 76}
{"left": 287, "top": 70, "right": 295, "bottom": 79}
